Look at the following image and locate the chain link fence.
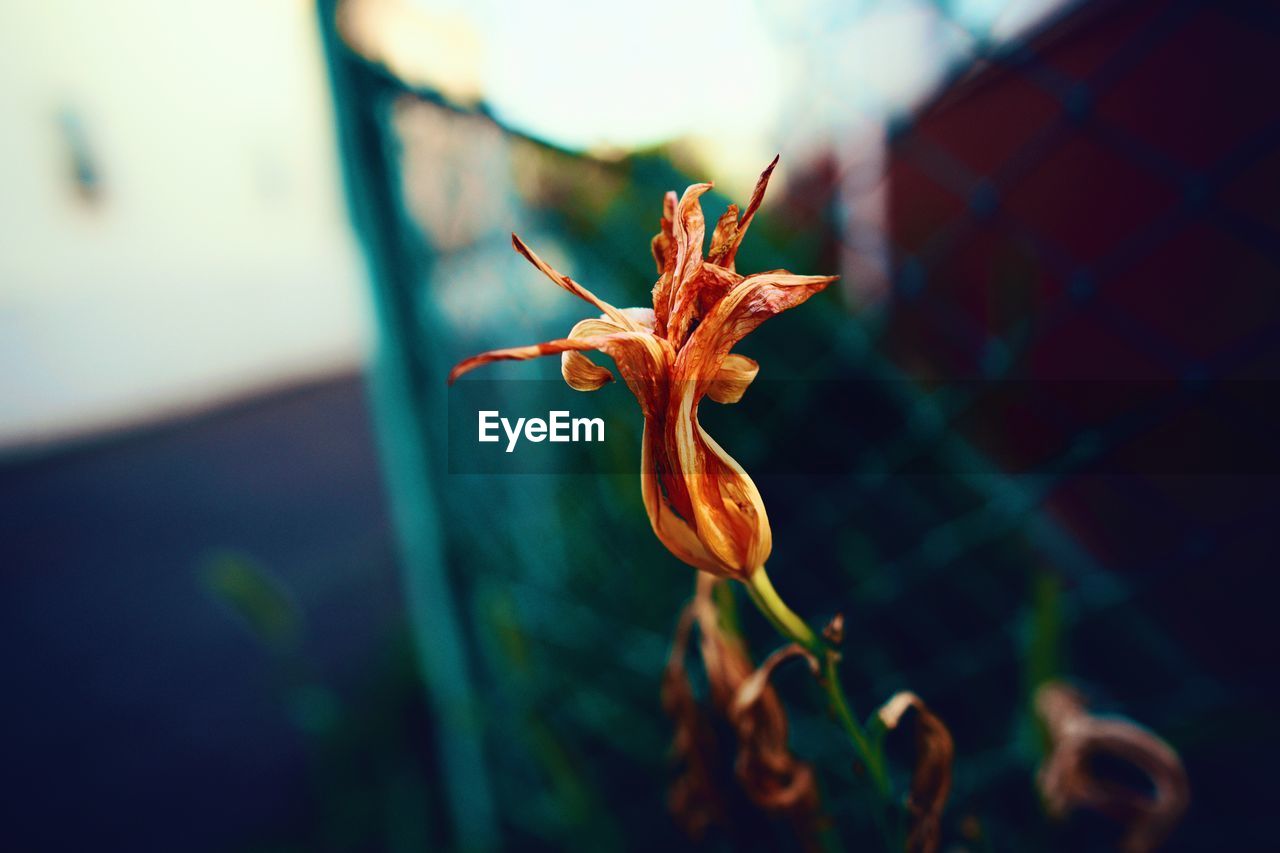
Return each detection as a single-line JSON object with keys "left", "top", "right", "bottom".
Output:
{"left": 319, "top": 0, "right": 1277, "bottom": 848}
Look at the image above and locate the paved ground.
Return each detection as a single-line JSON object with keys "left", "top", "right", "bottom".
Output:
{"left": 0, "top": 374, "right": 404, "bottom": 850}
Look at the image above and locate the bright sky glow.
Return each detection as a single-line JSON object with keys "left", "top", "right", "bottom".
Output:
{"left": 381, "top": 0, "right": 1070, "bottom": 185}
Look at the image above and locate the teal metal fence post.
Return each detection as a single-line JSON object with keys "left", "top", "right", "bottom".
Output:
{"left": 315, "top": 3, "right": 497, "bottom": 849}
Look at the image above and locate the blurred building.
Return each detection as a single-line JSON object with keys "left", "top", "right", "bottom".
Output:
{"left": 881, "top": 0, "right": 1279, "bottom": 769}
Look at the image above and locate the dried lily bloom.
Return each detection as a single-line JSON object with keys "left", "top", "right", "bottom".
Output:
{"left": 663, "top": 576, "right": 821, "bottom": 838}
{"left": 448, "top": 158, "right": 838, "bottom": 579}
{"left": 877, "top": 691, "right": 955, "bottom": 853}
{"left": 1035, "top": 681, "right": 1189, "bottom": 852}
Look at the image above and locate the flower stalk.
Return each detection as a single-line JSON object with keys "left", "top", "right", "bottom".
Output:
{"left": 745, "top": 567, "right": 892, "bottom": 803}
{"left": 744, "top": 567, "right": 819, "bottom": 653}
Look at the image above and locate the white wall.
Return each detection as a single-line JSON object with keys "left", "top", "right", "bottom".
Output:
{"left": 0, "top": 0, "right": 370, "bottom": 448}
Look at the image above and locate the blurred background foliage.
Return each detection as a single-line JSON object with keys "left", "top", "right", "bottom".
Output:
{"left": 2, "top": 0, "right": 1277, "bottom": 850}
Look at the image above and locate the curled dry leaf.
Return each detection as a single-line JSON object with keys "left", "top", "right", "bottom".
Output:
{"left": 877, "top": 691, "right": 955, "bottom": 853}
{"left": 1035, "top": 681, "right": 1189, "bottom": 852}
{"left": 728, "top": 643, "right": 821, "bottom": 818}
{"left": 448, "top": 158, "right": 838, "bottom": 581}
{"left": 662, "top": 577, "right": 821, "bottom": 841}
{"left": 661, "top": 602, "right": 726, "bottom": 839}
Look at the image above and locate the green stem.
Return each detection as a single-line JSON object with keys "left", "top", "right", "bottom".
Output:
{"left": 744, "top": 567, "right": 893, "bottom": 803}
{"left": 745, "top": 566, "right": 820, "bottom": 653}
{"left": 821, "top": 652, "right": 891, "bottom": 800}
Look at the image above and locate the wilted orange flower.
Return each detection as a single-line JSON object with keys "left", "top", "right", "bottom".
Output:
{"left": 1035, "top": 681, "right": 1189, "bottom": 852}
{"left": 448, "top": 158, "right": 837, "bottom": 579}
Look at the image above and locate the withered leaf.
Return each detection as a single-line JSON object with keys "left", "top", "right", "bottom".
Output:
{"left": 877, "top": 691, "right": 955, "bottom": 853}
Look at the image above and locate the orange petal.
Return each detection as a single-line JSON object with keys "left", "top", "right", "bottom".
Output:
{"left": 659, "top": 270, "right": 833, "bottom": 576}
{"left": 666, "top": 396, "right": 773, "bottom": 577}
{"left": 651, "top": 190, "right": 678, "bottom": 273}
{"left": 651, "top": 229, "right": 672, "bottom": 276}
{"left": 450, "top": 336, "right": 603, "bottom": 384}
{"left": 709, "top": 155, "right": 779, "bottom": 271}
{"left": 706, "top": 354, "right": 759, "bottom": 405}
{"left": 561, "top": 318, "right": 619, "bottom": 391}
{"left": 707, "top": 203, "right": 740, "bottom": 261}
{"left": 511, "top": 233, "right": 640, "bottom": 330}
{"left": 675, "top": 271, "right": 837, "bottom": 399}
{"left": 650, "top": 191, "right": 681, "bottom": 335}
{"left": 448, "top": 330, "right": 671, "bottom": 416}
{"left": 673, "top": 182, "right": 713, "bottom": 289}
{"left": 878, "top": 691, "right": 955, "bottom": 853}
{"left": 642, "top": 422, "right": 728, "bottom": 576}
{"left": 694, "top": 263, "right": 745, "bottom": 315}
{"left": 659, "top": 182, "right": 712, "bottom": 335}
{"left": 667, "top": 262, "right": 744, "bottom": 350}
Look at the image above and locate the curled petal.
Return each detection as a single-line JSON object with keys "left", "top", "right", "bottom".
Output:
{"left": 877, "top": 691, "right": 955, "bottom": 853}
{"left": 651, "top": 321, "right": 775, "bottom": 577}
{"left": 561, "top": 355, "right": 613, "bottom": 391}
{"left": 511, "top": 233, "right": 640, "bottom": 330}
{"left": 561, "top": 318, "right": 619, "bottom": 391}
{"left": 706, "top": 354, "right": 759, "bottom": 405}
{"left": 668, "top": 399, "right": 773, "bottom": 576}
{"left": 675, "top": 271, "right": 838, "bottom": 399}
{"left": 651, "top": 230, "right": 669, "bottom": 276}
{"left": 734, "top": 156, "right": 778, "bottom": 255}
{"left": 1036, "top": 682, "right": 1189, "bottom": 852}
{"left": 558, "top": 310, "right": 657, "bottom": 390}
{"left": 642, "top": 423, "right": 728, "bottom": 576}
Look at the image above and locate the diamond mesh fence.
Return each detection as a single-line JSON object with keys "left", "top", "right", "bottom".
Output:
{"left": 319, "top": 0, "right": 1278, "bottom": 849}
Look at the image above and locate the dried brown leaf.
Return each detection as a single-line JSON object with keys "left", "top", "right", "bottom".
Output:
{"left": 878, "top": 691, "right": 955, "bottom": 853}
{"left": 1035, "top": 682, "right": 1189, "bottom": 852}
